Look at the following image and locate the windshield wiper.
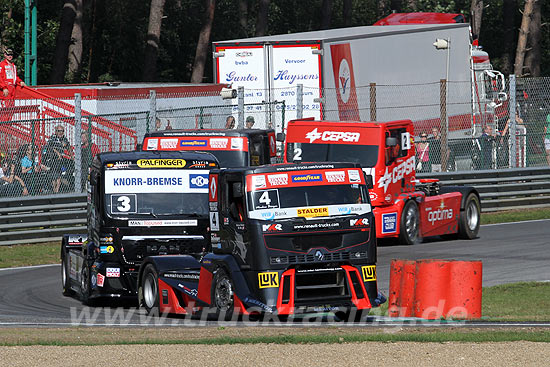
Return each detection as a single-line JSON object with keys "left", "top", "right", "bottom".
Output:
{"left": 139, "top": 211, "right": 158, "bottom": 218}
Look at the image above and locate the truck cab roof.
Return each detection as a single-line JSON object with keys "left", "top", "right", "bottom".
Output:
{"left": 95, "top": 150, "right": 219, "bottom": 166}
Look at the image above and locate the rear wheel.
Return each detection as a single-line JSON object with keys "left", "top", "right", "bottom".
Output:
{"left": 141, "top": 264, "right": 160, "bottom": 316}
{"left": 398, "top": 200, "right": 420, "bottom": 245}
{"left": 211, "top": 267, "right": 234, "bottom": 321}
{"left": 458, "top": 193, "right": 481, "bottom": 239}
{"left": 61, "top": 253, "right": 74, "bottom": 296}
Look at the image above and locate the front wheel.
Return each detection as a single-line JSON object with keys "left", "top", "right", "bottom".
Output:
{"left": 211, "top": 267, "right": 234, "bottom": 321}
{"left": 398, "top": 200, "right": 420, "bottom": 245}
{"left": 61, "top": 253, "right": 74, "bottom": 296}
{"left": 140, "top": 264, "right": 160, "bottom": 316}
{"left": 458, "top": 193, "right": 481, "bottom": 239}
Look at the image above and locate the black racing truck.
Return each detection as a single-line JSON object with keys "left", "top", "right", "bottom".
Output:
{"left": 141, "top": 128, "right": 277, "bottom": 167}
{"left": 137, "top": 162, "right": 385, "bottom": 319}
{"left": 61, "top": 150, "right": 218, "bottom": 304}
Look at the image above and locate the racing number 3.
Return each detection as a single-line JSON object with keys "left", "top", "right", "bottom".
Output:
{"left": 111, "top": 194, "right": 137, "bottom": 214}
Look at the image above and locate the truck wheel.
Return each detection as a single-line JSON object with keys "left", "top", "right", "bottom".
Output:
{"left": 212, "top": 267, "right": 234, "bottom": 321}
{"left": 61, "top": 254, "right": 74, "bottom": 297}
{"left": 458, "top": 193, "right": 481, "bottom": 239}
{"left": 141, "top": 264, "right": 160, "bottom": 316}
{"left": 398, "top": 200, "right": 420, "bottom": 246}
{"left": 80, "top": 261, "right": 95, "bottom": 306}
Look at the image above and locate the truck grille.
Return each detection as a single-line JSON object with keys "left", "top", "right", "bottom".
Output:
{"left": 121, "top": 236, "right": 206, "bottom": 265}
{"left": 270, "top": 251, "right": 367, "bottom": 265}
{"left": 293, "top": 269, "right": 349, "bottom": 305}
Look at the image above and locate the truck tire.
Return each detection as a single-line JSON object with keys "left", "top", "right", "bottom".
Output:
{"left": 80, "top": 261, "right": 95, "bottom": 306}
{"left": 61, "top": 254, "right": 74, "bottom": 297}
{"left": 398, "top": 200, "right": 420, "bottom": 246}
{"left": 141, "top": 264, "right": 160, "bottom": 316}
{"left": 211, "top": 267, "right": 234, "bottom": 321}
{"left": 458, "top": 193, "right": 481, "bottom": 239}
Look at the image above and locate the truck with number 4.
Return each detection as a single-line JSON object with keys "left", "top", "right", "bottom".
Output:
{"left": 137, "top": 162, "right": 385, "bottom": 318}
{"left": 282, "top": 118, "right": 481, "bottom": 245}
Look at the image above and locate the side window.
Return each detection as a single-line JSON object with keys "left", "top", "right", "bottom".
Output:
{"left": 224, "top": 178, "right": 245, "bottom": 222}
{"left": 385, "top": 128, "right": 408, "bottom": 165}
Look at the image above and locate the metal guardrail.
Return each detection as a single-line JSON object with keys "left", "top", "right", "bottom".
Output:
{"left": 1, "top": 167, "right": 549, "bottom": 245}
{"left": 419, "top": 167, "right": 550, "bottom": 213}
{"left": 0, "top": 193, "right": 86, "bottom": 246}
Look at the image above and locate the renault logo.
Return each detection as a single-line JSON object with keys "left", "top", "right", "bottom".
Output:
{"left": 315, "top": 250, "right": 324, "bottom": 261}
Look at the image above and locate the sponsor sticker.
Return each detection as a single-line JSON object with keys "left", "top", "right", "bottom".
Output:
{"left": 106, "top": 267, "right": 120, "bottom": 278}
{"left": 381, "top": 212, "right": 397, "bottom": 234}
{"left": 267, "top": 173, "right": 288, "bottom": 186}
{"left": 348, "top": 169, "right": 361, "bottom": 183}
{"left": 100, "top": 245, "right": 115, "bottom": 254}
{"left": 189, "top": 173, "right": 209, "bottom": 188}
{"left": 210, "top": 212, "right": 219, "bottom": 231}
{"left": 128, "top": 220, "right": 197, "bottom": 227}
{"left": 262, "top": 223, "right": 283, "bottom": 232}
{"left": 258, "top": 272, "right": 279, "bottom": 288}
{"left": 361, "top": 265, "right": 377, "bottom": 282}
{"left": 181, "top": 140, "right": 207, "bottom": 147}
{"left": 252, "top": 175, "right": 266, "bottom": 189}
{"left": 297, "top": 207, "right": 329, "bottom": 218}
{"left": 350, "top": 218, "right": 369, "bottom": 227}
{"left": 97, "top": 273, "right": 105, "bottom": 287}
{"left": 160, "top": 138, "right": 179, "bottom": 149}
{"left": 231, "top": 138, "right": 244, "bottom": 150}
{"left": 291, "top": 174, "right": 323, "bottom": 183}
{"left": 209, "top": 138, "right": 228, "bottom": 149}
{"left": 137, "top": 159, "right": 185, "bottom": 168}
{"left": 325, "top": 171, "right": 346, "bottom": 183}
{"left": 146, "top": 138, "right": 158, "bottom": 150}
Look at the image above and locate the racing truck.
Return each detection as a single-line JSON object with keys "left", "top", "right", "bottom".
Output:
{"left": 61, "top": 150, "right": 218, "bottom": 304}
{"left": 282, "top": 118, "right": 481, "bottom": 245}
{"left": 141, "top": 128, "right": 277, "bottom": 167}
{"left": 137, "top": 162, "right": 384, "bottom": 318}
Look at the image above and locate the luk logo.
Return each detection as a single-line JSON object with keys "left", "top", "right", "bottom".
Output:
{"left": 258, "top": 272, "right": 279, "bottom": 288}
{"left": 190, "top": 174, "right": 208, "bottom": 188}
{"left": 338, "top": 58, "right": 351, "bottom": 103}
{"left": 304, "top": 128, "right": 360, "bottom": 143}
{"left": 262, "top": 224, "right": 282, "bottom": 232}
{"left": 361, "top": 265, "right": 377, "bottom": 282}
{"left": 350, "top": 218, "right": 369, "bottom": 227}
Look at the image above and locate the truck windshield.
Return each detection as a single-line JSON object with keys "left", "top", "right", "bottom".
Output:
{"left": 208, "top": 151, "right": 248, "bottom": 168}
{"left": 103, "top": 169, "right": 209, "bottom": 218}
{"left": 247, "top": 184, "right": 370, "bottom": 220}
{"left": 287, "top": 143, "right": 378, "bottom": 168}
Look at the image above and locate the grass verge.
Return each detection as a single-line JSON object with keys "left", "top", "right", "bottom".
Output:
{"left": 0, "top": 327, "right": 549, "bottom": 346}
{"left": 481, "top": 207, "right": 550, "bottom": 225}
{"left": 482, "top": 282, "right": 550, "bottom": 321}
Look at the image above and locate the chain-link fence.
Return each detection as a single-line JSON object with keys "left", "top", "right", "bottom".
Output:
{"left": 1, "top": 77, "right": 549, "bottom": 199}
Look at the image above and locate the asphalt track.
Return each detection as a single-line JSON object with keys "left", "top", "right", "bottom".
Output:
{"left": 0, "top": 220, "right": 549, "bottom": 327}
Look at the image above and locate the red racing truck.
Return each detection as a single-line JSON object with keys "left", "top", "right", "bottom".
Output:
{"left": 282, "top": 118, "right": 481, "bottom": 245}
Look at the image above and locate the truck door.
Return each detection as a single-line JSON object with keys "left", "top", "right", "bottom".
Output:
{"left": 219, "top": 173, "right": 249, "bottom": 263}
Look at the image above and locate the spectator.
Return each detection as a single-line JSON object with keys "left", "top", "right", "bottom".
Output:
{"left": 165, "top": 119, "right": 173, "bottom": 130}
{"left": 225, "top": 115, "right": 235, "bottom": 129}
{"left": 0, "top": 158, "right": 28, "bottom": 196}
{"left": 17, "top": 144, "right": 48, "bottom": 195}
{"left": 545, "top": 113, "right": 550, "bottom": 166}
{"left": 0, "top": 47, "right": 26, "bottom": 121}
{"left": 415, "top": 133, "right": 431, "bottom": 173}
{"left": 81, "top": 131, "right": 99, "bottom": 190}
{"left": 480, "top": 125, "right": 495, "bottom": 169}
{"left": 42, "top": 124, "right": 74, "bottom": 193}
{"left": 245, "top": 116, "right": 255, "bottom": 129}
{"left": 428, "top": 127, "right": 442, "bottom": 172}
{"left": 154, "top": 117, "right": 162, "bottom": 131}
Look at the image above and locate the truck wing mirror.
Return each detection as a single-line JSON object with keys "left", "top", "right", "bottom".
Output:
{"left": 386, "top": 137, "right": 398, "bottom": 147}
{"left": 232, "top": 182, "right": 243, "bottom": 198}
{"left": 364, "top": 173, "right": 374, "bottom": 189}
{"left": 276, "top": 132, "right": 285, "bottom": 142}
